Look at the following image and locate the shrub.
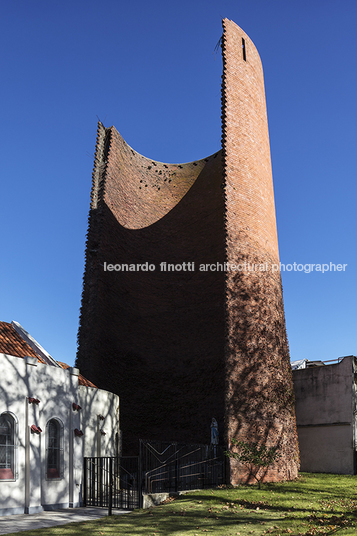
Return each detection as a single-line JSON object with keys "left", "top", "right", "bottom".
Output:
{"left": 225, "top": 439, "right": 280, "bottom": 488}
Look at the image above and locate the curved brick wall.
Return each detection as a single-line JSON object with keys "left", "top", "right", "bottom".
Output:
{"left": 77, "top": 19, "right": 299, "bottom": 481}
{"left": 105, "top": 129, "right": 215, "bottom": 229}
{"left": 222, "top": 19, "right": 299, "bottom": 483}
{"left": 77, "top": 123, "right": 226, "bottom": 453}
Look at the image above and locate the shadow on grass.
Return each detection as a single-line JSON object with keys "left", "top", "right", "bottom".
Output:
{"left": 4, "top": 474, "right": 357, "bottom": 536}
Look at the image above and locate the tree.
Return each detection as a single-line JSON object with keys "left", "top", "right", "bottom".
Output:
{"left": 225, "top": 439, "right": 280, "bottom": 489}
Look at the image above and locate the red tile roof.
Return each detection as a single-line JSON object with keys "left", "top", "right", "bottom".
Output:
{"left": 0, "top": 322, "right": 46, "bottom": 363}
{"left": 57, "top": 361, "right": 97, "bottom": 388}
{"left": 0, "top": 321, "right": 97, "bottom": 388}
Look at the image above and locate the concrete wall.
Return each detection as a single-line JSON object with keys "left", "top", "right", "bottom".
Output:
{"left": 0, "top": 353, "right": 119, "bottom": 515}
{"left": 293, "top": 356, "right": 356, "bottom": 474}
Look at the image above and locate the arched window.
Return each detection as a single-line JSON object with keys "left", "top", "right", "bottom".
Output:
{"left": 0, "top": 413, "right": 15, "bottom": 480}
{"left": 46, "top": 419, "right": 63, "bottom": 479}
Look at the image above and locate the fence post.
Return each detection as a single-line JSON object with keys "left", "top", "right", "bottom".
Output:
{"left": 108, "top": 457, "right": 113, "bottom": 516}
{"left": 83, "top": 458, "right": 87, "bottom": 506}
{"left": 139, "top": 441, "right": 143, "bottom": 508}
{"left": 175, "top": 444, "right": 179, "bottom": 493}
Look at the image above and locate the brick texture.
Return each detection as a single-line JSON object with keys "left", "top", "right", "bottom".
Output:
{"left": 76, "top": 19, "right": 299, "bottom": 482}
{"left": 77, "top": 125, "right": 226, "bottom": 454}
{"left": 222, "top": 19, "right": 299, "bottom": 483}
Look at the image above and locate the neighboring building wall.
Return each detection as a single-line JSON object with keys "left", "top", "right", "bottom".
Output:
{"left": 76, "top": 18, "right": 299, "bottom": 483}
{"left": 293, "top": 356, "right": 356, "bottom": 474}
{"left": 0, "top": 353, "right": 119, "bottom": 516}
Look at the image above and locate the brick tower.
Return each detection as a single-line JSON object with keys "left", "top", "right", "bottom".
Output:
{"left": 76, "top": 19, "right": 299, "bottom": 483}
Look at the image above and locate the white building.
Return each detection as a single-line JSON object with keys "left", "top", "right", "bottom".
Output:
{"left": 0, "top": 321, "right": 120, "bottom": 516}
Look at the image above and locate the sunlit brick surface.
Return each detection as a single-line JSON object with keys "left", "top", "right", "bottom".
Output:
{"left": 222, "top": 19, "right": 299, "bottom": 483}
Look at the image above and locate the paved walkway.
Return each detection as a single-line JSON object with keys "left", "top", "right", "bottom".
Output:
{"left": 0, "top": 507, "right": 132, "bottom": 534}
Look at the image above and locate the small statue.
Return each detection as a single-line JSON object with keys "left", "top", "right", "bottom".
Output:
{"left": 210, "top": 417, "right": 219, "bottom": 445}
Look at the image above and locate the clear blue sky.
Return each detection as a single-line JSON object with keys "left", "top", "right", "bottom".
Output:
{"left": 1, "top": 0, "right": 356, "bottom": 367}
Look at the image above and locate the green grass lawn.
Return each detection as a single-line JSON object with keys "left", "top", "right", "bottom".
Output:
{"left": 6, "top": 473, "right": 357, "bottom": 536}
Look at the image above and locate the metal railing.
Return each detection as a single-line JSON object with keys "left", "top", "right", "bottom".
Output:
{"left": 84, "top": 441, "right": 226, "bottom": 511}
{"left": 83, "top": 456, "right": 139, "bottom": 510}
{"left": 140, "top": 440, "right": 226, "bottom": 496}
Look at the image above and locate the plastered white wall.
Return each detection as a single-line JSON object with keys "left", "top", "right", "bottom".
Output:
{"left": 0, "top": 353, "right": 120, "bottom": 515}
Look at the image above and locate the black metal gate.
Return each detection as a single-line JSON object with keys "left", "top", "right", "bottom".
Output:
{"left": 83, "top": 456, "right": 139, "bottom": 510}
{"left": 140, "top": 440, "right": 226, "bottom": 495}
{"left": 84, "top": 442, "right": 226, "bottom": 510}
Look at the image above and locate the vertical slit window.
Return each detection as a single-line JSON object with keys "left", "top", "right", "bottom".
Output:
{"left": 242, "top": 37, "right": 246, "bottom": 61}
{"left": 47, "top": 419, "right": 61, "bottom": 479}
{"left": 0, "top": 414, "right": 15, "bottom": 480}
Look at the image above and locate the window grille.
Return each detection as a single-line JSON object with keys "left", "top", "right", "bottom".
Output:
{"left": 0, "top": 414, "right": 15, "bottom": 480}
{"left": 46, "top": 418, "right": 64, "bottom": 479}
